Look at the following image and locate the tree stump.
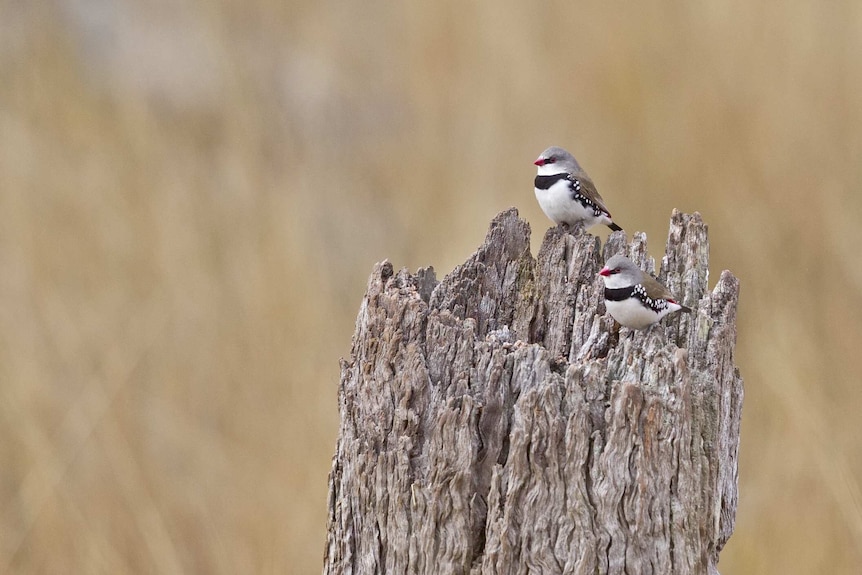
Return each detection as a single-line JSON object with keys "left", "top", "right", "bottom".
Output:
{"left": 324, "top": 208, "right": 742, "bottom": 575}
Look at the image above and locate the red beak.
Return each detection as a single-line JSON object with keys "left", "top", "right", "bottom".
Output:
{"left": 534, "top": 158, "right": 545, "bottom": 166}
{"left": 599, "top": 267, "right": 611, "bottom": 277}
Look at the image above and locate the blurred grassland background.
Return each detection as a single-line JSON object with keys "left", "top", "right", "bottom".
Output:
{"left": 1, "top": 0, "right": 861, "bottom": 573}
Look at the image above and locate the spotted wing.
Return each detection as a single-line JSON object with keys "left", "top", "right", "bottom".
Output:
{"left": 567, "top": 173, "right": 614, "bottom": 218}
{"left": 640, "top": 274, "right": 692, "bottom": 312}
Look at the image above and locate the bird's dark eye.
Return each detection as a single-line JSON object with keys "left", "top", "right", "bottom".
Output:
{"left": 546, "top": 156, "right": 556, "bottom": 163}
{"left": 612, "top": 268, "right": 621, "bottom": 274}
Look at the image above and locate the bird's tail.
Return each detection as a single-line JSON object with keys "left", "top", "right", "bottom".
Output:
{"left": 607, "top": 222, "right": 623, "bottom": 232}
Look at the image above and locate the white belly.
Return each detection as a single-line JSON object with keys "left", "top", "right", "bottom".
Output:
{"left": 534, "top": 180, "right": 604, "bottom": 227}
{"left": 605, "top": 298, "right": 676, "bottom": 329}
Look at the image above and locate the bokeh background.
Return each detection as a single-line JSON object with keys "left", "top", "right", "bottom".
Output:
{"left": 1, "top": 1, "right": 861, "bottom": 573}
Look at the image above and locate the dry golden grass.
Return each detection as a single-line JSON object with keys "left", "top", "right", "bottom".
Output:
{"left": 1, "top": 1, "right": 861, "bottom": 573}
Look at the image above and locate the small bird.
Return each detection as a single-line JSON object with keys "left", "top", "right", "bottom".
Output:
{"left": 534, "top": 146, "right": 622, "bottom": 232}
{"left": 599, "top": 255, "right": 692, "bottom": 329}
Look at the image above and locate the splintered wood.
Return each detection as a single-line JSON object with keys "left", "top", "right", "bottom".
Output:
{"left": 325, "top": 208, "right": 742, "bottom": 575}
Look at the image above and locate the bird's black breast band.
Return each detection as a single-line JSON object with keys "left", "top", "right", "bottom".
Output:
{"left": 535, "top": 173, "right": 609, "bottom": 219}
{"left": 534, "top": 173, "right": 570, "bottom": 189}
{"left": 604, "top": 286, "right": 635, "bottom": 301}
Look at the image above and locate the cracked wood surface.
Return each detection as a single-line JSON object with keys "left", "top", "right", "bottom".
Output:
{"left": 324, "top": 208, "right": 743, "bottom": 575}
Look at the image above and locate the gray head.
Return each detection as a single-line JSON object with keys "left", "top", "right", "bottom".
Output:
{"left": 599, "top": 255, "right": 643, "bottom": 286}
{"left": 534, "top": 146, "right": 582, "bottom": 173}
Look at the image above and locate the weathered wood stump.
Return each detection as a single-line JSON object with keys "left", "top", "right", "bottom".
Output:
{"left": 324, "top": 208, "right": 742, "bottom": 575}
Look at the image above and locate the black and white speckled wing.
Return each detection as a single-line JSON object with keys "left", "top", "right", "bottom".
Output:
{"left": 567, "top": 173, "right": 614, "bottom": 219}
{"left": 640, "top": 274, "right": 692, "bottom": 312}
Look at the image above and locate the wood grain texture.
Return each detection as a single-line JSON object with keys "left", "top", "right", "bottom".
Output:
{"left": 324, "top": 208, "right": 742, "bottom": 575}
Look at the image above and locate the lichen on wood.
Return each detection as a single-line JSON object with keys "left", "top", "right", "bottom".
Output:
{"left": 324, "top": 208, "right": 743, "bottom": 575}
